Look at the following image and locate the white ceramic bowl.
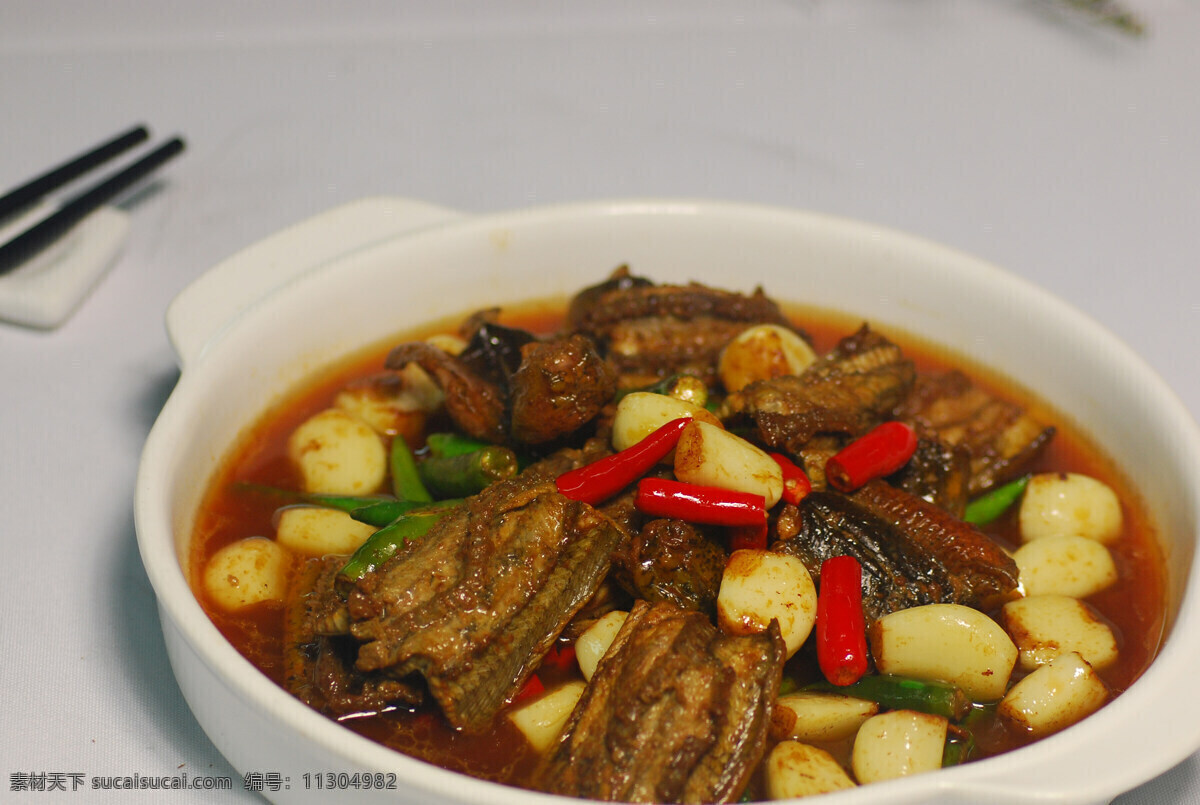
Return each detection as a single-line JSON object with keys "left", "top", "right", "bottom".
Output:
{"left": 136, "top": 197, "right": 1200, "bottom": 805}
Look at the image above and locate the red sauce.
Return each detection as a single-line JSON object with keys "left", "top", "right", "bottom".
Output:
{"left": 189, "top": 303, "right": 1165, "bottom": 791}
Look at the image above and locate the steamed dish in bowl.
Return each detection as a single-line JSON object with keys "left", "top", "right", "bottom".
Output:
{"left": 186, "top": 265, "right": 1164, "bottom": 802}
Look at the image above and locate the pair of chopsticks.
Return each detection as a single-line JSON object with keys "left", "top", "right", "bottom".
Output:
{"left": 0, "top": 124, "right": 185, "bottom": 276}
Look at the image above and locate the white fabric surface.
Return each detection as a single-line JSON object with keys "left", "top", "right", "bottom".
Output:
{"left": 1, "top": 1, "right": 1198, "bottom": 802}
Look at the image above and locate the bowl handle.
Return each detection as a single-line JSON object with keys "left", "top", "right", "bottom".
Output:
{"left": 165, "top": 196, "right": 465, "bottom": 368}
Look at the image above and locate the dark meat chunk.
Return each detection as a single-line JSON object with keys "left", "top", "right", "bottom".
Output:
{"left": 283, "top": 557, "right": 423, "bottom": 717}
{"left": 777, "top": 481, "right": 1019, "bottom": 622}
{"left": 521, "top": 435, "right": 614, "bottom": 483}
{"left": 509, "top": 333, "right": 617, "bottom": 444}
{"left": 347, "top": 466, "right": 626, "bottom": 732}
{"left": 892, "top": 437, "right": 972, "bottom": 518}
{"left": 567, "top": 267, "right": 796, "bottom": 388}
{"left": 779, "top": 491, "right": 934, "bottom": 621}
{"left": 569, "top": 267, "right": 790, "bottom": 335}
{"left": 565, "top": 264, "right": 653, "bottom": 326}
{"left": 726, "top": 325, "right": 916, "bottom": 454}
{"left": 895, "top": 370, "right": 1055, "bottom": 495}
{"left": 538, "top": 600, "right": 784, "bottom": 804}
{"left": 613, "top": 518, "right": 728, "bottom": 616}
{"left": 387, "top": 331, "right": 616, "bottom": 446}
{"left": 597, "top": 482, "right": 642, "bottom": 537}
{"left": 850, "top": 480, "right": 1019, "bottom": 610}
{"left": 385, "top": 341, "right": 507, "bottom": 443}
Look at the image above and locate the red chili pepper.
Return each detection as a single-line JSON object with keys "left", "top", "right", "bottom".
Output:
{"left": 556, "top": 417, "right": 692, "bottom": 505}
{"left": 825, "top": 421, "right": 918, "bottom": 492}
{"left": 513, "top": 674, "right": 545, "bottom": 703}
{"left": 816, "top": 555, "right": 869, "bottom": 686}
{"left": 770, "top": 452, "right": 812, "bottom": 505}
{"left": 634, "top": 478, "right": 767, "bottom": 527}
{"left": 542, "top": 643, "right": 577, "bottom": 673}
{"left": 729, "top": 521, "right": 769, "bottom": 552}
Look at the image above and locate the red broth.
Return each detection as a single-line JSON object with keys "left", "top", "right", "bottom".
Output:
{"left": 189, "top": 302, "right": 1165, "bottom": 791}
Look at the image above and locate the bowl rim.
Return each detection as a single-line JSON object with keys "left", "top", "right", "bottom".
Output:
{"left": 135, "top": 196, "right": 1200, "bottom": 805}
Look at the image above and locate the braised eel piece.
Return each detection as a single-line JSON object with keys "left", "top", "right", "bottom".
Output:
{"left": 385, "top": 329, "right": 615, "bottom": 446}
{"left": 538, "top": 600, "right": 784, "bottom": 804}
{"left": 777, "top": 480, "right": 1020, "bottom": 622}
{"left": 894, "top": 369, "right": 1055, "bottom": 496}
{"left": 283, "top": 556, "right": 424, "bottom": 717}
{"left": 385, "top": 340, "right": 508, "bottom": 443}
{"left": 346, "top": 446, "right": 625, "bottom": 732}
{"left": 567, "top": 266, "right": 798, "bottom": 388}
{"left": 891, "top": 436, "right": 973, "bottom": 518}
{"left": 508, "top": 333, "right": 618, "bottom": 444}
{"left": 725, "top": 325, "right": 916, "bottom": 457}
{"left": 611, "top": 518, "right": 728, "bottom": 617}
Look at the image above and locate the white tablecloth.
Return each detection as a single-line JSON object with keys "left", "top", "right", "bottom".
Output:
{"left": 2, "top": 2, "right": 1198, "bottom": 802}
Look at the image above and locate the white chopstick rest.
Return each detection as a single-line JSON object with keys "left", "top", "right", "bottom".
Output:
{"left": 0, "top": 202, "right": 130, "bottom": 328}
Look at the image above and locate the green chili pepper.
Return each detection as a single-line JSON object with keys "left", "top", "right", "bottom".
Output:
{"left": 964, "top": 475, "right": 1030, "bottom": 525}
{"left": 807, "top": 674, "right": 971, "bottom": 721}
{"left": 233, "top": 482, "right": 392, "bottom": 514}
{"left": 425, "top": 431, "right": 495, "bottom": 459}
{"left": 941, "top": 727, "right": 976, "bottom": 767}
{"left": 336, "top": 506, "right": 457, "bottom": 593}
{"left": 390, "top": 434, "right": 433, "bottom": 503}
{"left": 941, "top": 704, "right": 989, "bottom": 766}
{"left": 349, "top": 496, "right": 465, "bottom": 527}
{"left": 417, "top": 446, "right": 519, "bottom": 498}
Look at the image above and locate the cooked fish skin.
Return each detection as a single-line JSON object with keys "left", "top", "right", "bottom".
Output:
{"left": 283, "top": 556, "right": 423, "bottom": 717}
{"left": 726, "top": 325, "right": 916, "bottom": 454}
{"left": 385, "top": 340, "right": 508, "bottom": 443}
{"left": 778, "top": 481, "right": 1019, "bottom": 622}
{"left": 538, "top": 600, "right": 784, "bottom": 804}
{"left": 895, "top": 369, "right": 1055, "bottom": 495}
{"left": 347, "top": 460, "right": 626, "bottom": 732}
{"left": 567, "top": 268, "right": 798, "bottom": 388}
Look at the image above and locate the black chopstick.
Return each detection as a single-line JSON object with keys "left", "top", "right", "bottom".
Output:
{"left": 0, "top": 136, "right": 185, "bottom": 277}
{"left": 0, "top": 124, "right": 150, "bottom": 222}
